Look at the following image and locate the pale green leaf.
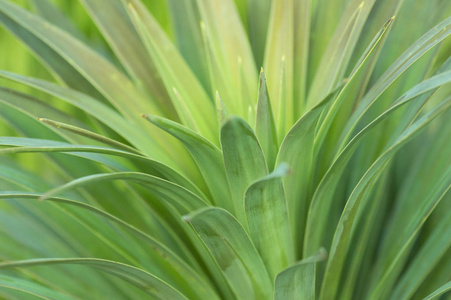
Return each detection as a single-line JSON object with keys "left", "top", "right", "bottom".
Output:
{"left": 80, "top": 0, "right": 175, "bottom": 118}
{"left": 0, "top": 274, "right": 75, "bottom": 300}
{"left": 338, "top": 15, "right": 451, "bottom": 151}
{"left": 274, "top": 248, "right": 327, "bottom": 300}
{"left": 126, "top": 0, "right": 218, "bottom": 144}
{"left": 0, "top": 192, "right": 220, "bottom": 300}
{"left": 277, "top": 85, "right": 343, "bottom": 257}
{"left": 255, "top": 69, "right": 278, "bottom": 170}
{"left": 0, "top": 258, "right": 189, "bottom": 300}
{"left": 40, "top": 172, "right": 208, "bottom": 213}
{"left": 244, "top": 163, "right": 294, "bottom": 279}
{"left": 423, "top": 281, "right": 451, "bottom": 300}
{"left": 184, "top": 207, "right": 273, "bottom": 300}
{"left": 143, "top": 114, "right": 233, "bottom": 212}
{"left": 305, "top": 71, "right": 451, "bottom": 257}
{"left": 221, "top": 116, "right": 267, "bottom": 224}
{"left": 319, "top": 99, "right": 451, "bottom": 300}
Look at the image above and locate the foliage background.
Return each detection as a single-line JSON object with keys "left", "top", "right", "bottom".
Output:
{"left": 0, "top": 0, "right": 450, "bottom": 299}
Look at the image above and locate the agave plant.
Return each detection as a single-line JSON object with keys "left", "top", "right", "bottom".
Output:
{"left": 0, "top": 0, "right": 450, "bottom": 299}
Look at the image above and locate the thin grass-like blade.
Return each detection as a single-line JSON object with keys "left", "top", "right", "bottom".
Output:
{"left": 423, "top": 281, "right": 451, "bottom": 300}
{"left": 143, "top": 114, "right": 232, "bottom": 212}
{"left": 263, "top": 0, "right": 294, "bottom": 132}
{"left": 319, "top": 99, "right": 451, "bottom": 300}
{"left": 389, "top": 193, "right": 451, "bottom": 299}
{"left": 0, "top": 0, "right": 162, "bottom": 119}
{"left": 29, "top": 0, "right": 85, "bottom": 41}
{"left": 0, "top": 137, "right": 205, "bottom": 200}
{"left": 244, "top": 163, "right": 294, "bottom": 279}
{"left": 274, "top": 248, "right": 327, "bottom": 300}
{"left": 79, "top": 0, "right": 175, "bottom": 118}
{"left": 314, "top": 16, "right": 394, "bottom": 155}
{"left": 368, "top": 167, "right": 451, "bottom": 299}
{"left": 305, "top": 71, "right": 451, "bottom": 257}
{"left": 307, "top": 0, "right": 375, "bottom": 107}
{"left": 126, "top": 0, "right": 218, "bottom": 144}
{"left": 337, "top": 15, "right": 451, "bottom": 151}
{"left": 37, "top": 118, "right": 142, "bottom": 155}
{"left": 166, "top": 0, "right": 209, "bottom": 90}
{"left": 0, "top": 192, "right": 220, "bottom": 300}
{"left": 40, "top": 172, "right": 208, "bottom": 213}
{"left": 221, "top": 116, "right": 267, "bottom": 224}
{"left": 255, "top": 69, "right": 278, "bottom": 170}
{"left": 0, "top": 71, "right": 175, "bottom": 164}
{"left": 184, "top": 207, "right": 273, "bottom": 300}
{"left": 292, "top": 0, "right": 310, "bottom": 113}
{"left": 277, "top": 85, "right": 343, "bottom": 257}
{"left": 0, "top": 259, "right": 188, "bottom": 300}
{"left": 0, "top": 274, "right": 75, "bottom": 300}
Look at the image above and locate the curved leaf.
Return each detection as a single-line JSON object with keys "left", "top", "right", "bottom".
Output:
{"left": 0, "top": 192, "right": 220, "bottom": 300}
{"left": 40, "top": 172, "right": 208, "bottom": 213}
{"left": 274, "top": 248, "right": 327, "bottom": 300}
{"left": 277, "top": 84, "right": 343, "bottom": 256}
{"left": 0, "top": 274, "right": 75, "bottom": 300}
{"left": 305, "top": 71, "right": 451, "bottom": 257}
{"left": 423, "top": 281, "right": 451, "bottom": 300}
{"left": 0, "top": 137, "right": 206, "bottom": 200}
{"left": 221, "top": 116, "right": 267, "bottom": 224}
{"left": 126, "top": 0, "right": 218, "bottom": 143}
{"left": 319, "top": 99, "right": 451, "bottom": 300}
{"left": 244, "top": 163, "right": 294, "bottom": 279}
{"left": 184, "top": 207, "right": 273, "bottom": 300}
{"left": 338, "top": 15, "right": 451, "bottom": 150}
{"left": 255, "top": 69, "right": 278, "bottom": 170}
{"left": 144, "top": 114, "right": 233, "bottom": 212}
{"left": 0, "top": 258, "right": 188, "bottom": 300}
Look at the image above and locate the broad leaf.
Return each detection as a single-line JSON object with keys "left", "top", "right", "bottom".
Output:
{"left": 184, "top": 207, "right": 273, "bottom": 300}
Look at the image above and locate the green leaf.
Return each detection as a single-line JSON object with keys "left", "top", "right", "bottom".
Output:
{"left": 274, "top": 248, "right": 327, "bottom": 300}
{"left": 244, "top": 163, "right": 294, "bottom": 279}
{"left": 307, "top": 0, "right": 375, "bottom": 107}
{"left": 184, "top": 207, "right": 273, "bottom": 300}
{"left": 0, "top": 71, "right": 175, "bottom": 166}
{"left": 0, "top": 274, "right": 75, "bottom": 300}
{"left": 292, "top": 0, "right": 310, "bottom": 112}
{"left": 244, "top": 0, "right": 271, "bottom": 67}
{"left": 29, "top": 0, "right": 84, "bottom": 40}
{"left": 0, "top": 258, "right": 189, "bottom": 300}
{"left": 40, "top": 172, "right": 208, "bottom": 213}
{"left": 423, "top": 281, "right": 451, "bottom": 300}
{"left": 255, "top": 69, "right": 278, "bottom": 170}
{"left": 305, "top": 71, "right": 451, "bottom": 257}
{"left": 0, "top": 0, "right": 162, "bottom": 119}
{"left": 389, "top": 190, "right": 451, "bottom": 300}
{"left": 221, "top": 116, "right": 267, "bottom": 224}
{"left": 37, "top": 118, "right": 143, "bottom": 155}
{"left": 337, "top": 15, "right": 451, "bottom": 151}
{"left": 79, "top": 0, "right": 175, "bottom": 118}
{"left": 319, "top": 99, "right": 451, "bottom": 300}
{"left": 125, "top": 0, "right": 218, "bottom": 144}
{"left": 314, "top": 16, "right": 395, "bottom": 156}
{"left": 196, "top": 0, "right": 257, "bottom": 117}
{"left": 367, "top": 167, "right": 451, "bottom": 299}
{"left": 0, "top": 192, "right": 220, "bottom": 300}
{"left": 263, "top": 0, "right": 294, "bottom": 130}
{"left": 0, "top": 137, "right": 205, "bottom": 199}
{"left": 277, "top": 85, "right": 343, "bottom": 257}
{"left": 144, "top": 114, "right": 233, "bottom": 212}
{"left": 166, "top": 0, "right": 210, "bottom": 90}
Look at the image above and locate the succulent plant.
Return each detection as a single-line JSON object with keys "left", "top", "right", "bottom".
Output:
{"left": 0, "top": 0, "right": 450, "bottom": 299}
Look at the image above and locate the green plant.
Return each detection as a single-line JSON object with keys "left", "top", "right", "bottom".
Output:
{"left": 0, "top": 0, "right": 450, "bottom": 299}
